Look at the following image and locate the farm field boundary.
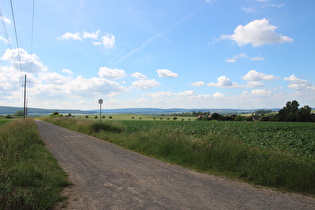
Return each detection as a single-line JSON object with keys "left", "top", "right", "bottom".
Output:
{"left": 42, "top": 117, "right": 315, "bottom": 196}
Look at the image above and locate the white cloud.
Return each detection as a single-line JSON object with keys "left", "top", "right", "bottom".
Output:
{"left": 58, "top": 32, "right": 82, "bottom": 41}
{"left": 62, "top": 69, "right": 74, "bottom": 75}
{"left": 212, "top": 92, "right": 224, "bottom": 98}
{"left": 177, "top": 90, "right": 195, "bottom": 97}
{"left": 0, "top": 66, "right": 20, "bottom": 91}
{"left": 93, "top": 33, "right": 115, "bottom": 48}
{"left": 146, "top": 91, "right": 174, "bottom": 98}
{"left": 147, "top": 90, "right": 210, "bottom": 100}
{"left": 246, "top": 81, "right": 264, "bottom": 88}
{"left": 190, "top": 81, "right": 205, "bottom": 87}
{"left": 31, "top": 74, "right": 125, "bottom": 99}
{"left": 62, "top": 76, "right": 124, "bottom": 96}
{"left": 207, "top": 76, "right": 241, "bottom": 88}
{"left": 132, "top": 79, "right": 160, "bottom": 89}
{"left": 39, "top": 72, "right": 70, "bottom": 84}
{"left": 226, "top": 58, "right": 236, "bottom": 63}
{"left": 0, "top": 16, "right": 11, "bottom": 24}
{"left": 226, "top": 53, "right": 247, "bottom": 63}
{"left": 284, "top": 75, "right": 315, "bottom": 91}
{"left": 156, "top": 69, "right": 178, "bottom": 78}
{"left": 251, "top": 56, "right": 265, "bottom": 61}
{"left": 242, "top": 7, "right": 256, "bottom": 13}
{"left": 59, "top": 31, "right": 115, "bottom": 48}
{"left": 241, "top": 70, "right": 277, "bottom": 81}
{"left": 83, "top": 30, "right": 100, "bottom": 39}
{"left": 98, "top": 67, "right": 127, "bottom": 80}
{"left": 1, "top": 48, "right": 47, "bottom": 73}
{"left": 222, "top": 19, "right": 293, "bottom": 47}
{"left": 0, "top": 36, "right": 9, "bottom": 44}
{"left": 131, "top": 72, "right": 148, "bottom": 80}
{"left": 284, "top": 75, "right": 306, "bottom": 84}
{"left": 270, "top": 3, "right": 285, "bottom": 8}
{"left": 250, "top": 89, "right": 272, "bottom": 96}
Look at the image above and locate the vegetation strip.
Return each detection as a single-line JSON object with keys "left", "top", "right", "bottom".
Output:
{"left": 43, "top": 117, "right": 315, "bottom": 195}
{"left": 0, "top": 119, "right": 71, "bottom": 209}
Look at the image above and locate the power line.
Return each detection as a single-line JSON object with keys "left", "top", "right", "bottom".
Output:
{"left": 0, "top": 7, "right": 12, "bottom": 49}
{"left": 29, "top": 0, "right": 35, "bottom": 74}
{"left": 27, "top": 0, "right": 35, "bottom": 115}
{"left": 9, "top": 0, "right": 23, "bottom": 73}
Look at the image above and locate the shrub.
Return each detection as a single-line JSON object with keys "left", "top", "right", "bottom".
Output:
{"left": 90, "top": 122, "right": 124, "bottom": 133}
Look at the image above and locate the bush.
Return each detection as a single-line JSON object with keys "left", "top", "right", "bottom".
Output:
{"left": 90, "top": 122, "right": 124, "bottom": 133}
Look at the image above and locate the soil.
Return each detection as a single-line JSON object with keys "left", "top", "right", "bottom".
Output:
{"left": 35, "top": 120, "right": 315, "bottom": 210}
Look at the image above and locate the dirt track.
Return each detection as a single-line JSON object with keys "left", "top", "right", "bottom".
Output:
{"left": 35, "top": 120, "right": 315, "bottom": 209}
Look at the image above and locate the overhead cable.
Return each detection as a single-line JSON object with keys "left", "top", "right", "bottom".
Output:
{"left": 0, "top": 7, "right": 12, "bottom": 49}
{"left": 9, "top": 0, "right": 23, "bottom": 73}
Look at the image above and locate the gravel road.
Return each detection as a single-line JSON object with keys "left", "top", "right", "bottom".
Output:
{"left": 35, "top": 120, "right": 315, "bottom": 210}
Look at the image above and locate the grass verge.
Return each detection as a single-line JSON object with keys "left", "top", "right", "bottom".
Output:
{"left": 0, "top": 119, "right": 71, "bottom": 209}
{"left": 43, "top": 117, "right": 315, "bottom": 195}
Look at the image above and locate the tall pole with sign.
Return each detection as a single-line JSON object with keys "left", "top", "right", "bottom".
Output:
{"left": 98, "top": 98, "right": 103, "bottom": 123}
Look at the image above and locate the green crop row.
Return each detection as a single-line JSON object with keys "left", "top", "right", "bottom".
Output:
{"left": 120, "top": 120, "right": 315, "bottom": 159}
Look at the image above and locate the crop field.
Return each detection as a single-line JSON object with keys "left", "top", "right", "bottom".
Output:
{"left": 118, "top": 120, "right": 315, "bottom": 159}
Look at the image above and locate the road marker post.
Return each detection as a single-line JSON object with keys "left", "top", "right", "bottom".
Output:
{"left": 98, "top": 98, "right": 103, "bottom": 123}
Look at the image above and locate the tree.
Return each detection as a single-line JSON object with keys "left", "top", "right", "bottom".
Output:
{"left": 15, "top": 110, "right": 23, "bottom": 117}
{"left": 5, "top": 114, "right": 12, "bottom": 119}
{"left": 297, "top": 105, "right": 312, "bottom": 122}
{"left": 276, "top": 100, "right": 312, "bottom": 122}
{"left": 286, "top": 100, "right": 299, "bottom": 113}
{"left": 212, "top": 113, "right": 221, "bottom": 120}
{"left": 52, "top": 111, "right": 59, "bottom": 116}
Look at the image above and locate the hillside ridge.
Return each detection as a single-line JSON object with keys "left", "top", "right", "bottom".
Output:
{"left": 0, "top": 106, "right": 279, "bottom": 116}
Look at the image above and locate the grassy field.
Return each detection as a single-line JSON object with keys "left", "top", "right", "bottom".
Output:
{"left": 0, "top": 119, "right": 70, "bottom": 209}
{"left": 0, "top": 119, "right": 13, "bottom": 127}
{"left": 43, "top": 117, "right": 315, "bottom": 195}
{"left": 76, "top": 113, "right": 197, "bottom": 121}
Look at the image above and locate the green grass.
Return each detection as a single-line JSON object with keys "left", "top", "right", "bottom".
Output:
{"left": 76, "top": 113, "right": 197, "bottom": 121}
{"left": 0, "top": 119, "right": 71, "bottom": 209}
{"left": 43, "top": 117, "right": 315, "bottom": 195}
{"left": 0, "top": 119, "right": 13, "bottom": 127}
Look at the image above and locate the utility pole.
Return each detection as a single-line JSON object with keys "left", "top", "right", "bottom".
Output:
{"left": 98, "top": 98, "right": 103, "bottom": 123}
{"left": 23, "top": 74, "right": 27, "bottom": 118}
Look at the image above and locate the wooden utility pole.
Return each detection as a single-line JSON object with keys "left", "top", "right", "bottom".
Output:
{"left": 99, "top": 98, "right": 103, "bottom": 123}
{"left": 23, "top": 74, "right": 27, "bottom": 118}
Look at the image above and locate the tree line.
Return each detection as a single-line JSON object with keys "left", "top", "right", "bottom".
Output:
{"left": 194, "top": 100, "right": 314, "bottom": 122}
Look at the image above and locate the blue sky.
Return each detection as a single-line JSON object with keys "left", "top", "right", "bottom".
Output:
{"left": 0, "top": 0, "right": 314, "bottom": 110}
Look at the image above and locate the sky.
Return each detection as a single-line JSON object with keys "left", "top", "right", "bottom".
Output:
{"left": 0, "top": 0, "right": 314, "bottom": 110}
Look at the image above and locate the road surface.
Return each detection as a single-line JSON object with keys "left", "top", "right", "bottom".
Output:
{"left": 35, "top": 120, "right": 315, "bottom": 210}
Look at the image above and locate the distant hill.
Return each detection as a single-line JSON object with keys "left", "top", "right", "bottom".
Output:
{"left": 0, "top": 106, "right": 280, "bottom": 116}
{"left": 0, "top": 106, "right": 96, "bottom": 116}
{"left": 93, "top": 108, "right": 255, "bottom": 115}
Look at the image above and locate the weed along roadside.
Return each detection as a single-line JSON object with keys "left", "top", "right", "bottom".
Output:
{"left": 43, "top": 117, "right": 315, "bottom": 196}
{"left": 0, "top": 119, "right": 70, "bottom": 209}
